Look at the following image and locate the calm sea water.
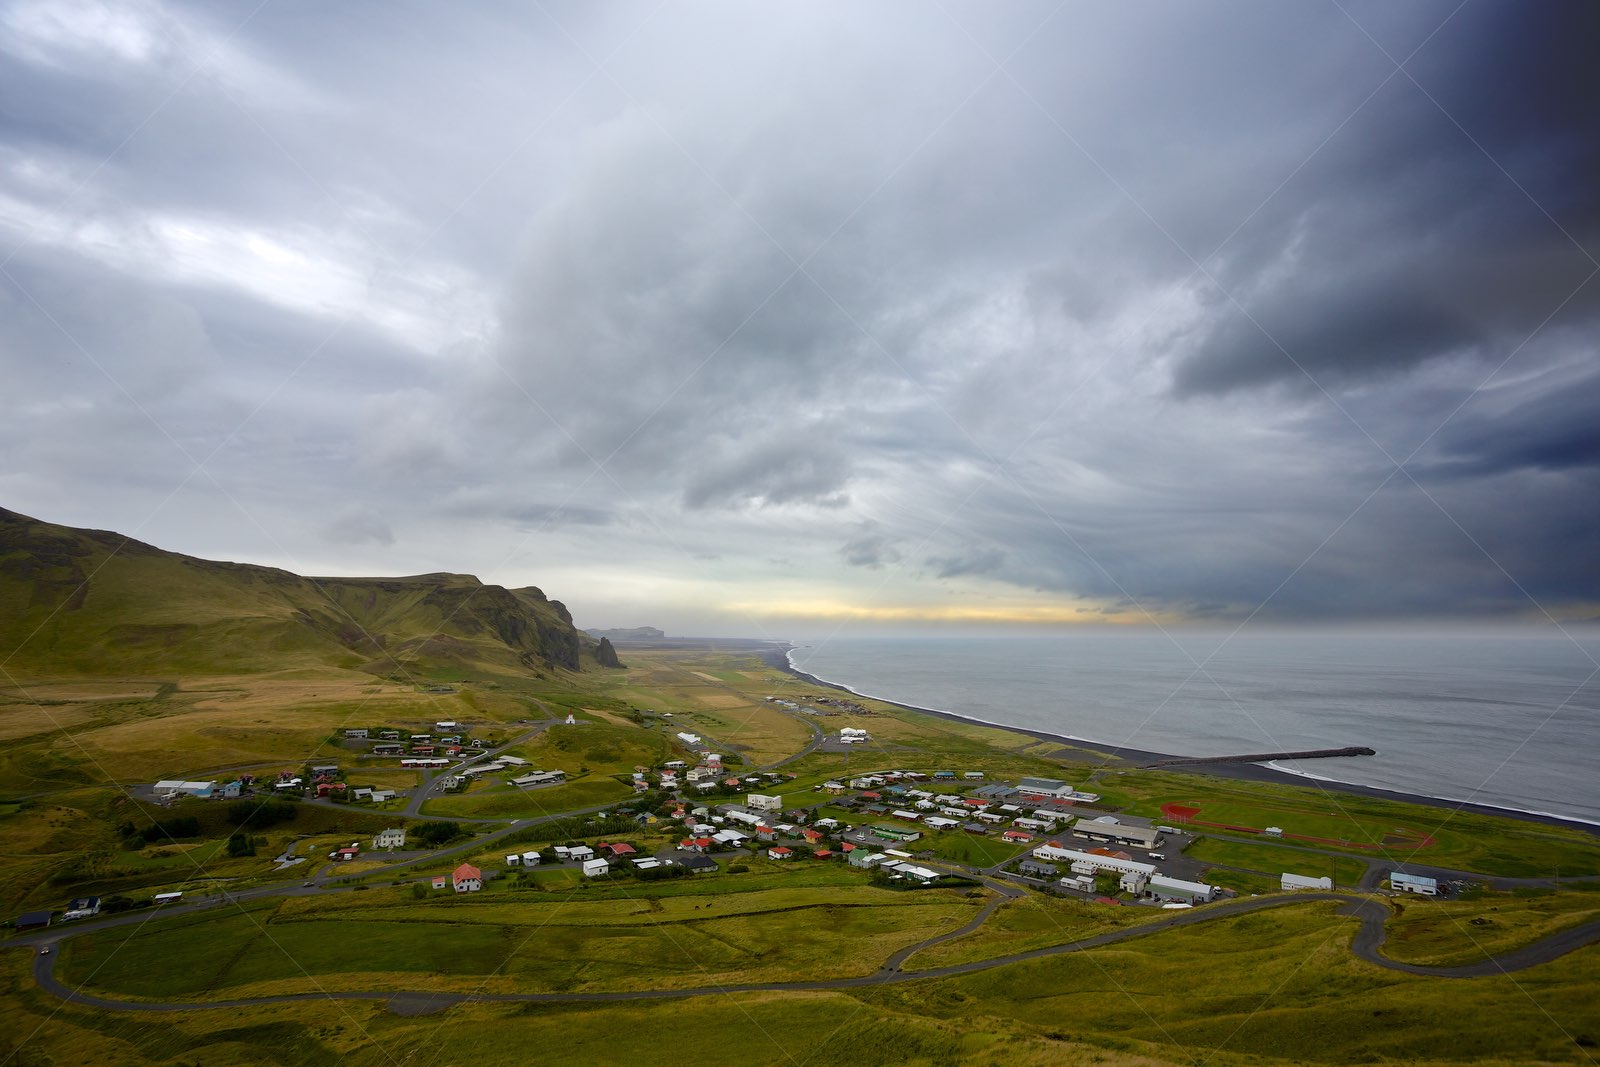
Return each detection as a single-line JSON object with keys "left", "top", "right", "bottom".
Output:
{"left": 787, "top": 631, "right": 1600, "bottom": 825}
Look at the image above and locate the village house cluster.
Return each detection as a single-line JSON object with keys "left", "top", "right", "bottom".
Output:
{"left": 91, "top": 722, "right": 1465, "bottom": 934}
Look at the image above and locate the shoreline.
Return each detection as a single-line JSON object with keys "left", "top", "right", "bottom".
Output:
{"left": 759, "top": 645, "right": 1600, "bottom": 838}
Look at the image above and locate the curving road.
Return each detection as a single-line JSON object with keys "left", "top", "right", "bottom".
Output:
{"left": 23, "top": 891, "right": 1600, "bottom": 1014}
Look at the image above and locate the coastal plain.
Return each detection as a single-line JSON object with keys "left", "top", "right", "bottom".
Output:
{"left": 4, "top": 643, "right": 1600, "bottom": 1065}
{"left": 3, "top": 510, "right": 1599, "bottom": 1065}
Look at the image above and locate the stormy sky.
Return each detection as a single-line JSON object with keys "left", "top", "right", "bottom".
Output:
{"left": 2, "top": 0, "right": 1597, "bottom": 637}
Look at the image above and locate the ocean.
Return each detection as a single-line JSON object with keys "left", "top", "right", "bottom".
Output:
{"left": 787, "top": 631, "right": 1600, "bottom": 826}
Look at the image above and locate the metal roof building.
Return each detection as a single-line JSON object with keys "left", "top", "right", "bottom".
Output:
{"left": 1390, "top": 871, "right": 1440, "bottom": 895}
{"left": 1149, "top": 875, "right": 1217, "bottom": 903}
{"left": 1281, "top": 873, "right": 1333, "bottom": 891}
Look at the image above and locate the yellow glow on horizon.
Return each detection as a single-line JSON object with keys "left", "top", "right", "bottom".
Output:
{"left": 719, "top": 597, "right": 1184, "bottom": 626}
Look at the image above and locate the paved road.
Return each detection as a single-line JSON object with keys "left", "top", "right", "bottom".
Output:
{"left": 759, "top": 710, "right": 825, "bottom": 771}
{"left": 24, "top": 890, "right": 1600, "bottom": 1013}
{"left": 399, "top": 719, "right": 560, "bottom": 818}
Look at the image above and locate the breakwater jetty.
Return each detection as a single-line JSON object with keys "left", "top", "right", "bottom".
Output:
{"left": 1144, "top": 746, "right": 1376, "bottom": 768}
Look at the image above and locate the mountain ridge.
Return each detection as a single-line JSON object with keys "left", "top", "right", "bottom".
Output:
{"left": 0, "top": 506, "right": 600, "bottom": 678}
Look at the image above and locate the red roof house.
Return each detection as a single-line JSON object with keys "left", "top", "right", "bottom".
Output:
{"left": 452, "top": 862, "right": 483, "bottom": 892}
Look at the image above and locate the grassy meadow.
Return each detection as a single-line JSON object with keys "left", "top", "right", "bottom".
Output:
{"left": 59, "top": 879, "right": 987, "bottom": 999}
{"left": 4, "top": 626, "right": 1600, "bottom": 1066}
{"left": 1183, "top": 836, "right": 1369, "bottom": 887}
{"left": 1379, "top": 885, "right": 1600, "bottom": 966}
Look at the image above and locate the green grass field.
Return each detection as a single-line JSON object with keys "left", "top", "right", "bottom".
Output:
{"left": 915, "top": 830, "right": 1028, "bottom": 868}
{"left": 1380, "top": 886, "right": 1600, "bottom": 966}
{"left": 419, "top": 777, "right": 631, "bottom": 818}
{"left": 901, "top": 892, "right": 1164, "bottom": 971}
{"left": 61, "top": 881, "right": 983, "bottom": 997}
{"left": 1096, "top": 770, "right": 1600, "bottom": 879}
{"left": 868, "top": 899, "right": 1600, "bottom": 1064}
{"left": 1184, "top": 836, "right": 1368, "bottom": 886}
{"left": 6, "top": 627, "right": 1600, "bottom": 1067}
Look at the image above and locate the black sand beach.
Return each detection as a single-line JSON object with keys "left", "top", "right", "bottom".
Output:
{"left": 747, "top": 644, "right": 1600, "bottom": 838}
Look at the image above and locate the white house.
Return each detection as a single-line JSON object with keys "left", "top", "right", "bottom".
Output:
{"left": 880, "top": 860, "right": 939, "bottom": 884}
{"left": 521, "top": 851, "right": 542, "bottom": 866}
{"left": 748, "top": 793, "right": 783, "bottom": 811}
{"left": 373, "top": 828, "right": 407, "bottom": 849}
{"left": 63, "top": 896, "right": 102, "bottom": 920}
{"left": 582, "top": 858, "right": 610, "bottom": 878}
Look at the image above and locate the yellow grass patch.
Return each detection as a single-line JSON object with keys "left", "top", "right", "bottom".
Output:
{"left": 177, "top": 673, "right": 432, "bottom": 714}
{"left": 0, "top": 803, "right": 105, "bottom": 856}
{"left": 691, "top": 690, "right": 754, "bottom": 709}
{"left": 343, "top": 768, "right": 419, "bottom": 789}
{"left": 0, "top": 681, "right": 165, "bottom": 701}
{"left": 0, "top": 703, "right": 104, "bottom": 740}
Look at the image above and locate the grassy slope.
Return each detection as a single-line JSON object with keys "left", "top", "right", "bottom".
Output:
{"left": 0, "top": 506, "right": 590, "bottom": 678}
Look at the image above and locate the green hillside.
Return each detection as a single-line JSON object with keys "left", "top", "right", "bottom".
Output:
{"left": 0, "top": 506, "right": 595, "bottom": 678}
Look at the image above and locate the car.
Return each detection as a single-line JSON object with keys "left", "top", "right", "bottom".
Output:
{"left": 303, "top": 881, "right": 315, "bottom": 887}
{"left": 1149, "top": 853, "right": 1166, "bottom": 861}
{"left": 39, "top": 947, "right": 51, "bottom": 955}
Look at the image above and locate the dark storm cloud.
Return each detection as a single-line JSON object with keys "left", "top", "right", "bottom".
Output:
{"left": 3, "top": 0, "right": 1596, "bottom": 629}
{"left": 1425, "top": 365, "right": 1600, "bottom": 479}
{"left": 1172, "top": 2, "right": 1600, "bottom": 396}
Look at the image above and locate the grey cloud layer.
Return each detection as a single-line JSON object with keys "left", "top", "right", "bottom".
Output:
{"left": 2, "top": 0, "right": 1595, "bottom": 631}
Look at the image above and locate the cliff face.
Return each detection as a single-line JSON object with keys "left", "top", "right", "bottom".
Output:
{"left": 0, "top": 506, "right": 595, "bottom": 677}
{"left": 595, "top": 636, "right": 623, "bottom": 668}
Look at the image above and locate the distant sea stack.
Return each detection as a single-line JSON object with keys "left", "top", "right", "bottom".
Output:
{"left": 585, "top": 626, "right": 665, "bottom": 642}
